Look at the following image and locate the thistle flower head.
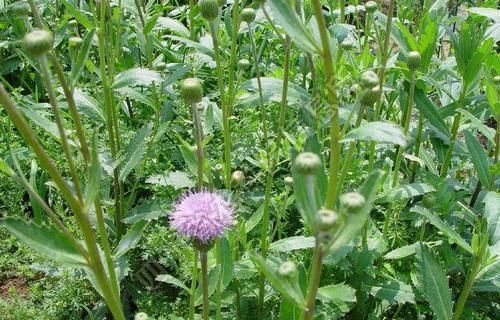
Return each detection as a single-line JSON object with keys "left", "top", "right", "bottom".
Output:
{"left": 170, "top": 190, "right": 234, "bottom": 243}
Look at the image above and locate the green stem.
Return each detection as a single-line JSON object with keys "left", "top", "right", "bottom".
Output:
{"left": 410, "top": 111, "right": 424, "bottom": 182}
{"left": 191, "top": 102, "right": 205, "bottom": 191}
{"left": 189, "top": 250, "right": 198, "bottom": 320}
{"left": 339, "top": 0, "right": 345, "bottom": 23}
{"left": 303, "top": 240, "right": 324, "bottom": 320}
{"left": 452, "top": 251, "right": 484, "bottom": 320}
{"left": 311, "top": 0, "right": 340, "bottom": 209}
{"left": 200, "top": 250, "right": 210, "bottom": 320}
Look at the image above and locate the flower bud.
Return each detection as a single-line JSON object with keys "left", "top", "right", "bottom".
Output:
{"left": 340, "top": 192, "right": 365, "bottom": 213}
{"left": 360, "top": 70, "right": 379, "bottom": 89}
{"left": 10, "top": 2, "right": 31, "bottom": 17}
{"left": 340, "top": 38, "right": 355, "bottom": 51}
{"left": 365, "top": 1, "right": 378, "bottom": 13}
{"left": 277, "top": 261, "right": 297, "bottom": 279}
{"left": 241, "top": 8, "right": 256, "bottom": 24}
{"left": 199, "top": 0, "right": 219, "bottom": 21}
{"left": 360, "top": 85, "right": 381, "bottom": 106}
{"left": 317, "top": 209, "right": 338, "bottom": 231}
{"left": 317, "top": 231, "right": 333, "bottom": 247}
{"left": 156, "top": 62, "right": 167, "bottom": 71}
{"left": 68, "top": 36, "right": 83, "bottom": 48}
{"left": 135, "top": 313, "right": 149, "bottom": 320}
{"left": 180, "top": 78, "right": 203, "bottom": 105}
{"left": 421, "top": 192, "right": 436, "bottom": 209}
{"left": 215, "top": 163, "right": 224, "bottom": 171}
{"left": 284, "top": 176, "right": 293, "bottom": 187}
{"left": 68, "top": 19, "right": 78, "bottom": 28}
{"left": 231, "top": 170, "right": 246, "bottom": 187}
{"left": 407, "top": 51, "right": 421, "bottom": 71}
{"left": 295, "top": 152, "right": 321, "bottom": 175}
{"left": 23, "top": 29, "right": 53, "bottom": 57}
{"left": 494, "top": 75, "right": 500, "bottom": 85}
{"left": 238, "top": 59, "right": 251, "bottom": 71}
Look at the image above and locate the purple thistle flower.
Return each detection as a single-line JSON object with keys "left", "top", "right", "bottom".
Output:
{"left": 170, "top": 190, "right": 234, "bottom": 243}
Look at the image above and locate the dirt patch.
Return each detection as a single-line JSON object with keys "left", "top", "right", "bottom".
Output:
{"left": 0, "top": 276, "right": 29, "bottom": 299}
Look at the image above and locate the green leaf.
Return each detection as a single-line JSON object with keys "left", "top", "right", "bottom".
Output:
{"left": 71, "top": 29, "right": 95, "bottom": 87}
{"left": 73, "top": 88, "right": 105, "bottom": 123}
{"left": 364, "top": 280, "right": 415, "bottom": 304}
{"left": 245, "top": 202, "right": 264, "bottom": 233}
{"left": 413, "top": 88, "right": 450, "bottom": 138}
{"left": 473, "top": 258, "right": 500, "bottom": 293}
{"left": 0, "top": 217, "right": 87, "bottom": 266}
{"left": 166, "top": 35, "right": 214, "bottom": 58}
{"left": 484, "top": 192, "right": 500, "bottom": 246}
{"left": 376, "top": 183, "right": 435, "bottom": 203}
{"left": 269, "top": 236, "right": 316, "bottom": 252}
{"left": 464, "top": 130, "right": 492, "bottom": 189}
{"left": 113, "top": 220, "right": 149, "bottom": 258}
{"left": 194, "top": 265, "right": 220, "bottom": 306}
{"left": 416, "top": 243, "right": 453, "bottom": 320}
{"left": 156, "top": 274, "right": 189, "bottom": 292}
{"left": 145, "top": 171, "right": 195, "bottom": 190}
{"left": 221, "top": 237, "right": 233, "bottom": 289}
{"left": 112, "top": 68, "right": 161, "bottom": 89}
{"left": 384, "top": 241, "right": 442, "bottom": 260}
{"left": 118, "top": 123, "right": 153, "bottom": 181}
{"left": 340, "top": 121, "right": 406, "bottom": 147}
{"left": 468, "top": 8, "right": 500, "bottom": 22}
{"left": 85, "top": 133, "right": 101, "bottom": 210}
{"left": 122, "top": 201, "right": 166, "bottom": 224}
{"left": 249, "top": 252, "right": 306, "bottom": 309}
{"left": 317, "top": 283, "right": 357, "bottom": 305}
{"left": 238, "top": 77, "right": 311, "bottom": 107}
{"left": 60, "top": 0, "right": 93, "bottom": 29}
{"left": 155, "top": 17, "right": 190, "bottom": 37}
{"left": 267, "top": 0, "right": 320, "bottom": 54}
{"left": 411, "top": 206, "right": 472, "bottom": 254}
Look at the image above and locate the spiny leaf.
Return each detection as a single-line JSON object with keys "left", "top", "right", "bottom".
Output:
{"left": 118, "top": 123, "right": 153, "bottom": 181}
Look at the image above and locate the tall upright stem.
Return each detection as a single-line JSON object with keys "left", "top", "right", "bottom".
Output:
{"left": 303, "top": 240, "right": 324, "bottom": 320}
{"left": 200, "top": 250, "right": 210, "bottom": 320}
{"left": 311, "top": 0, "right": 340, "bottom": 209}
{"left": 192, "top": 102, "right": 204, "bottom": 191}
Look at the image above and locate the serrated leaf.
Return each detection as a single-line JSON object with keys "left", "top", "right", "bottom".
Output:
{"left": 340, "top": 121, "right": 406, "bottom": 146}
{"left": 376, "top": 183, "right": 435, "bottom": 203}
{"left": 317, "top": 283, "right": 357, "bottom": 304}
{"left": 73, "top": 88, "right": 105, "bottom": 123}
{"left": 464, "top": 130, "right": 492, "bottom": 189}
{"left": 155, "top": 17, "right": 190, "bottom": 37}
{"left": 239, "top": 77, "right": 311, "bottom": 107}
{"left": 416, "top": 243, "right": 453, "bottom": 320}
{"left": 364, "top": 280, "right": 415, "bottom": 304}
{"left": 145, "top": 171, "right": 195, "bottom": 190}
{"left": 112, "top": 68, "right": 161, "bottom": 89}
{"left": 113, "top": 220, "right": 149, "bottom": 258}
{"left": 118, "top": 123, "right": 153, "bottom": 181}
{"left": 0, "top": 217, "right": 87, "bottom": 266}
{"left": 269, "top": 236, "right": 316, "bottom": 252}
{"left": 122, "top": 201, "right": 166, "bottom": 224}
{"left": 156, "top": 274, "right": 189, "bottom": 291}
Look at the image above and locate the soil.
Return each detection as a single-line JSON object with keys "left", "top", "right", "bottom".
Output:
{"left": 0, "top": 276, "right": 29, "bottom": 299}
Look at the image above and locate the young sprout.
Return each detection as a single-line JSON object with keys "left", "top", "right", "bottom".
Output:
{"left": 155, "top": 62, "right": 167, "bottom": 71}
{"left": 360, "top": 70, "right": 379, "bottom": 89}
{"left": 199, "top": 0, "right": 219, "bottom": 21}
{"left": 68, "top": 36, "right": 83, "bottom": 48}
{"left": 22, "top": 29, "right": 53, "bottom": 57}
{"left": 284, "top": 176, "right": 294, "bottom": 187}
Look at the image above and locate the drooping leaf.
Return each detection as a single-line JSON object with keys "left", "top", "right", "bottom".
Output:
{"left": 0, "top": 217, "right": 87, "bottom": 266}
{"left": 238, "top": 77, "right": 311, "bottom": 107}
{"left": 118, "top": 123, "right": 153, "bottom": 181}
{"left": 317, "top": 283, "right": 357, "bottom": 306}
{"left": 340, "top": 121, "right": 406, "bottom": 147}
{"left": 155, "top": 17, "right": 190, "bottom": 37}
{"left": 416, "top": 243, "right": 453, "bottom": 320}
{"left": 413, "top": 88, "right": 450, "bottom": 138}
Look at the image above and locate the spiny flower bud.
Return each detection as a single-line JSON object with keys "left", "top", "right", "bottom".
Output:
{"left": 494, "top": 75, "right": 500, "bottom": 85}
{"left": 340, "top": 38, "right": 355, "bottom": 51}
{"left": 241, "top": 8, "right": 256, "bottom": 24}
{"left": 135, "top": 313, "right": 149, "bottom": 320}
{"left": 295, "top": 152, "right": 321, "bottom": 175}
{"left": 238, "top": 59, "right": 251, "bottom": 71}
{"left": 23, "top": 29, "right": 53, "bottom": 57}
{"left": 277, "top": 261, "right": 297, "bottom": 279}
{"left": 360, "top": 70, "right": 379, "bottom": 89}
{"left": 68, "top": 36, "right": 83, "bottom": 47}
{"left": 199, "top": 0, "right": 219, "bottom": 21}
{"left": 231, "top": 170, "right": 246, "bottom": 187}
{"left": 317, "top": 209, "right": 338, "bottom": 231}
{"left": 365, "top": 1, "right": 378, "bottom": 13}
{"left": 407, "top": 51, "right": 421, "bottom": 71}
{"left": 360, "top": 85, "right": 381, "bottom": 106}
{"left": 180, "top": 78, "right": 203, "bottom": 105}
{"left": 340, "top": 192, "right": 365, "bottom": 213}
{"left": 10, "top": 2, "right": 31, "bottom": 17}
{"left": 284, "top": 176, "right": 293, "bottom": 187}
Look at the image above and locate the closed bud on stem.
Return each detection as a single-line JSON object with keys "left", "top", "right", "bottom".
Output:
{"left": 215, "top": 163, "right": 224, "bottom": 171}
{"left": 360, "top": 85, "right": 381, "bottom": 106}
{"left": 10, "top": 2, "right": 31, "bottom": 17}
{"left": 317, "top": 209, "right": 338, "bottom": 231}
{"left": 23, "top": 29, "right": 53, "bottom": 57}
{"left": 421, "top": 192, "right": 436, "bottom": 209}
{"left": 340, "top": 38, "right": 355, "bottom": 51}
{"left": 135, "top": 313, "right": 149, "bottom": 320}
{"left": 68, "top": 36, "right": 83, "bottom": 48}
{"left": 277, "top": 261, "right": 297, "bottom": 279}
{"left": 199, "top": 0, "right": 219, "bottom": 21}
{"left": 407, "top": 51, "right": 421, "bottom": 71}
{"left": 241, "top": 7, "right": 256, "bottom": 24}
{"left": 238, "top": 58, "right": 251, "bottom": 71}
{"left": 365, "top": 1, "right": 378, "bottom": 13}
{"left": 284, "top": 176, "right": 293, "bottom": 187}
{"left": 317, "top": 231, "right": 333, "bottom": 248}
{"left": 231, "top": 170, "right": 246, "bottom": 187}
{"left": 340, "top": 192, "right": 365, "bottom": 214}
{"left": 360, "top": 70, "right": 379, "bottom": 89}
{"left": 156, "top": 62, "right": 167, "bottom": 71}
{"left": 180, "top": 78, "right": 203, "bottom": 105}
{"left": 295, "top": 152, "right": 321, "bottom": 175}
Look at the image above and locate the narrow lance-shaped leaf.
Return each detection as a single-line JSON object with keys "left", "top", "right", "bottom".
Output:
{"left": 464, "top": 130, "right": 492, "bottom": 189}
{"left": 71, "top": 29, "right": 95, "bottom": 87}
{"left": 118, "top": 123, "right": 153, "bottom": 181}
{"left": 113, "top": 220, "right": 149, "bottom": 258}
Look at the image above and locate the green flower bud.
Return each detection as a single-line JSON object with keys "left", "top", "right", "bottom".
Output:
{"left": 23, "top": 29, "right": 53, "bottom": 57}
{"left": 494, "top": 75, "right": 500, "bottom": 85}
{"left": 340, "top": 192, "right": 365, "bottom": 213}
{"left": 156, "top": 62, "right": 167, "bottom": 71}
{"left": 68, "top": 36, "right": 83, "bottom": 47}
{"left": 199, "top": 0, "right": 219, "bottom": 21}
{"left": 135, "top": 313, "right": 149, "bottom": 320}
{"left": 215, "top": 163, "right": 224, "bottom": 171}
{"left": 10, "top": 2, "right": 31, "bottom": 17}
{"left": 68, "top": 19, "right": 78, "bottom": 28}
{"left": 241, "top": 8, "right": 256, "bottom": 24}
{"left": 360, "top": 85, "right": 381, "bottom": 106}
{"left": 231, "top": 170, "right": 246, "bottom": 187}
{"left": 422, "top": 192, "right": 436, "bottom": 209}
{"left": 407, "top": 51, "right": 421, "bottom": 71}
{"left": 295, "top": 152, "right": 321, "bottom": 175}
{"left": 284, "top": 176, "right": 294, "bottom": 187}
{"left": 238, "top": 58, "right": 251, "bottom": 71}
{"left": 360, "top": 70, "right": 379, "bottom": 89}
{"left": 365, "top": 1, "right": 378, "bottom": 13}
{"left": 340, "top": 38, "right": 355, "bottom": 51}
{"left": 317, "top": 231, "right": 333, "bottom": 247}
{"left": 317, "top": 209, "right": 338, "bottom": 231}
{"left": 277, "top": 261, "right": 297, "bottom": 279}
{"left": 180, "top": 78, "right": 203, "bottom": 105}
